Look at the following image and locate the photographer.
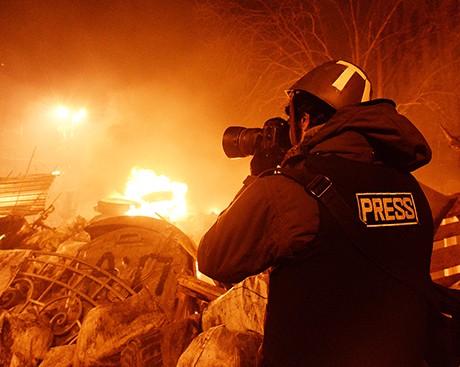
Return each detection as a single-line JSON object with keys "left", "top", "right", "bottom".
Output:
{"left": 197, "top": 60, "right": 434, "bottom": 366}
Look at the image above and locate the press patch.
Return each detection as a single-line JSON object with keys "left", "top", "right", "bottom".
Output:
{"left": 356, "top": 192, "right": 419, "bottom": 227}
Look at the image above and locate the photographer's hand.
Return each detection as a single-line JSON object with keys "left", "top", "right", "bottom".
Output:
{"left": 250, "top": 146, "right": 286, "bottom": 176}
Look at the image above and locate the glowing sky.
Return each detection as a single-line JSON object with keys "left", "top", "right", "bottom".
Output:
{"left": 0, "top": 1, "right": 258, "bottom": 221}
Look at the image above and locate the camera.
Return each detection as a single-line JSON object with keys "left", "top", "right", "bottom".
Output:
{"left": 222, "top": 117, "right": 292, "bottom": 158}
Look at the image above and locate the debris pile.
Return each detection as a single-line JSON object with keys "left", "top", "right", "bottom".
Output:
{"left": 0, "top": 212, "right": 267, "bottom": 367}
{"left": 1, "top": 170, "right": 459, "bottom": 366}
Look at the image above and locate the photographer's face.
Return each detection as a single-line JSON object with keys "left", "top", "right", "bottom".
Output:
{"left": 286, "top": 90, "right": 337, "bottom": 145}
{"left": 287, "top": 92, "right": 312, "bottom": 146}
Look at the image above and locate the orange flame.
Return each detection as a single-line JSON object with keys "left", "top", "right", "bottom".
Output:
{"left": 121, "top": 167, "right": 188, "bottom": 222}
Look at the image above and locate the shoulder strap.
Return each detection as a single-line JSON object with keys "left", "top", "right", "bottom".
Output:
{"left": 279, "top": 166, "right": 436, "bottom": 302}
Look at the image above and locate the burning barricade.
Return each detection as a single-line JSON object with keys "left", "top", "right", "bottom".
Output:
{"left": 0, "top": 169, "right": 268, "bottom": 366}
{"left": 0, "top": 214, "right": 201, "bottom": 366}
{"left": 1, "top": 167, "right": 459, "bottom": 367}
{"left": 0, "top": 216, "right": 267, "bottom": 366}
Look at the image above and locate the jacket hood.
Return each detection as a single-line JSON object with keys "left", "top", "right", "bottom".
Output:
{"left": 298, "top": 99, "right": 432, "bottom": 172}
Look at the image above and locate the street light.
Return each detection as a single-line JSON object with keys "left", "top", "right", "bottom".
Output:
{"left": 55, "top": 105, "right": 70, "bottom": 119}
{"left": 54, "top": 105, "right": 87, "bottom": 140}
{"left": 71, "top": 108, "right": 87, "bottom": 123}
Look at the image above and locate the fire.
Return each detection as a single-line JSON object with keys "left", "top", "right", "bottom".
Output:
{"left": 121, "top": 167, "right": 188, "bottom": 222}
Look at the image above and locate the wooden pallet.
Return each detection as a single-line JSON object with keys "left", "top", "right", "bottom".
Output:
{"left": 430, "top": 193, "right": 460, "bottom": 287}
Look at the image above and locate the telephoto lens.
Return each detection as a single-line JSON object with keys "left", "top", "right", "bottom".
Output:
{"left": 222, "top": 126, "right": 262, "bottom": 158}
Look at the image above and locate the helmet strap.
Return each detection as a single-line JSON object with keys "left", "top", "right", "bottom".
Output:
{"left": 288, "top": 91, "right": 336, "bottom": 144}
{"left": 288, "top": 96, "right": 303, "bottom": 145}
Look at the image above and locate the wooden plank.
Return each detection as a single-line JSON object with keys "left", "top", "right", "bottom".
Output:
{"left": 447, "top": 196, "right": 460, "bottom": 217}
{"left": 432, "top": 273, "right": 460, "bottom": 288}
{"left": 177, "top": 275, "right": 225, "bottom": 302}
{"left": 0, "top": 173, "right": 57, "bottom": 216}
{"left": 431, "top": 245, "right": 460, "bottom": 273}
{"left": 434, "top": 221, "right": 460, "bottom": 242}
{"left": 430, "top": 195, "right": 460, "bottom": 286}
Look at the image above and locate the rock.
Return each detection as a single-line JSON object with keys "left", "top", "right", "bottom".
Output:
{"left": 202, "top": 273, "right": 268, "bottom": 334}
{"left": 119, "top": 314, "right": 201, "bottom": 367}
{"left": 0, "top": 249, "right": 31, "bottom": 299}
{"left": 0, "top": 310, "right": 53, "bottom": 367}
{"left": 75, "top": 289, "right": 166, "bottom": 367}
{"left": 39, "top": 345, "right": 76, "bottom": 367}
{"left": 177, "top": 275, "right": 268, "bottom": 367}
{"left": 75, "top": 288, "right": 201, "bottom": 367}
{"left": 176, "top": 325, "right": 263, "bottom": 367}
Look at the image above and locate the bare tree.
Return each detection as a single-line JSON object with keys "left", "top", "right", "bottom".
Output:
{"left": 198, "top": 0, "right": 459, "bottom": 105}
{"left": 197, "top": 0, "right": 460, "bottom": 189}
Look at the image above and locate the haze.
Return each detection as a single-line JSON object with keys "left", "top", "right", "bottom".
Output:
{"left": 1, "top": 0, "right": 459, "bottom": 225}
{"left": 1, "top": 1, "right": 258, "bottom": 222}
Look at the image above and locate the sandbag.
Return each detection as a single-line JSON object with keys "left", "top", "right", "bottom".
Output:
{"left": 177, "top": 325, "right": 263, "bottom": 367}
{"left": 202, "top": 273, "right": 268, "bottom": 334}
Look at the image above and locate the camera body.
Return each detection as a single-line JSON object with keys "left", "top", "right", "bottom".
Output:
{"left": 222, "top": 117, "right": 291, "bottom": 159}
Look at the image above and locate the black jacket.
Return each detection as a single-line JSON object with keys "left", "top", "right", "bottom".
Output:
{"left": 198, "top": 100, "right": 434, "bottom": 366}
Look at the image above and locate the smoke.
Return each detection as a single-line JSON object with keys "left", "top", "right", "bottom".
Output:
{"left": 4, "top": 0, "right": 456, "bottom": 226}
{"left": 0, "top": 0, "right": 258, "bottom": 223}
{"left": 73, "top": 80, "right": 249, "bottom": 217}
